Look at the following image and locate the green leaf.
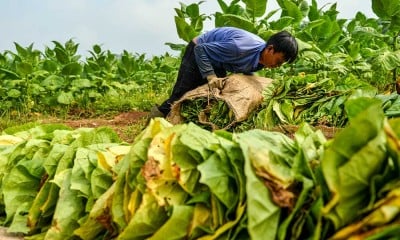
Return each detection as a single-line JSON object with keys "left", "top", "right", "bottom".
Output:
{"left": 13, "top": 42, "right": 28, "bottom": 58}
{"left": 54, "top": 46, "right": 69, "bottom": 64}
{"left": 149, "top": 205, "right": 195, "bottom": 240}
{"left": 0, "top": 68, "right": 20, "bottom": 79}
{"left": 320, "top": 30, "right": 342, "bottom": 51}
{"left": 61, "top": 62, "right": 82, "bottom": 76}
{"left": 374, "top": 50, "right": 400, "bottom": 71}
{"left": 186, "top": 3, "right": 200, "bottom": 17}
{"left": 345, "top": 97, "right": 383, "bottom": 120}
{"left": 71, "top": 78, "right": 92, "bottom": 88}
{"left": 42, "top": 75, "right": 65, "bottom": 91}
{"left": 198, "top": 151, "right": 238, "bottom": 211}
{"left": 117, "top": 193, "right": 168, "bottom": 240}
{"left": 269, "top": 16, "right": 294, "bottom": 30}
{"left": 3, "top": 139, "right": 49, "bottom": 232}
{"left": 174, "top": 16, "right": 197, "bottom": 42}
{"left": 16, "top": 62, "right": 33, "bottom": 76}
{"left": 57, "top": 91, "right": 74, "bottom": 105}
{"left": 7, "top": 89, "right": 21, "bottom": 98}
{"left": 74, "top": 183, "right": 115, "bottom": 240}
{"left": 93, "top": 44, "right": 102, "bottom": 54}
{"left": 217, "top": 14, "right": 257, "bottom": 33}
{"left": 283, "top": 0, "right": 304, "bottom": 23}
{"left": 322, "top": 100, "right": 387, "bottom": 228}
{"left": 45, "top": 169, "right": 85, "bottom": 240}
{"left": 242, "top": 0, "right": 267, "bottom": 18}
{"left": 42, "top": 59, "right": 59, "bottom": 72}
{"left": 235, "top": 130, "right": 296, "bottom": 239}
{"left": 372, "top": 0, "right": 400, "bottom": 19}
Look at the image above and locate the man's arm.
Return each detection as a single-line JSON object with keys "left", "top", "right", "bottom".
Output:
{"left": 194, "top": 43, "right": 232, "bottom": 89}
{"left": 193, "top": 44, "right": 215, "bottom": 79}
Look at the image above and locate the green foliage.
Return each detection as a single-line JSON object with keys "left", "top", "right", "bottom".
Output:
{"left": 0, "top": 41, "right": 180, "bottom": 117}
{"left": 171, "top": 0, "right": 400, "bottom": 91}
{"left": 174, "top": 1, "right": 210, "bottom": 42}
{"left": 1, "top": 0, "right": 400, "bottom": 124}
{"left": 372, "top": 0, "right": 400, "bottom": 31}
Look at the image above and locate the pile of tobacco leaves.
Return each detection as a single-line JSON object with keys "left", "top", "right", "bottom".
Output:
{"left": 180, "top": 73, "right": 400, "bottom": 133}
{"left": 0, "top": 97, "right": 400, "bottom": 239}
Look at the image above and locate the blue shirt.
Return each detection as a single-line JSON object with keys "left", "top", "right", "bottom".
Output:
{"left": 194, "top": 27, "right": 266, "bottom": 78}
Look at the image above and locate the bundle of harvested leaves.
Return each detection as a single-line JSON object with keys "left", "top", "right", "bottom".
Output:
{"left": 180, "top": 97, "right": 235, "bottom": 130}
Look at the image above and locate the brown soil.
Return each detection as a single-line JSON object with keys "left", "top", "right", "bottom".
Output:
{"left": 60, "top": 111, "right": 148, "bottom": 128}
{"left": 41, "top": 111, "right": 149, "bottom": 143}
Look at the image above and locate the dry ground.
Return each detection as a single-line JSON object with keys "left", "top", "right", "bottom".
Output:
{"left": 41, "top": 111, "right": 149, "bottom": 143}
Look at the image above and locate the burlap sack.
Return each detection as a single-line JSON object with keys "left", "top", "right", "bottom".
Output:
{"left": 167, "top": 74, "right": 273, "bottom": 130}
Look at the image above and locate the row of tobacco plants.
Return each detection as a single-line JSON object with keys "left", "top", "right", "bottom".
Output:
{"left": 0, "top": 41, "right": 180, "bottom": 117}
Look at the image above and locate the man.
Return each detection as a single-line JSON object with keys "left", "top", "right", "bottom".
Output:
{"left": 149, "top": 26, "right": 298, "bottom": 118}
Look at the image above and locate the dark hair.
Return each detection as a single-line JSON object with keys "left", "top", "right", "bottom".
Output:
{"left": 266, "top": 31, "right": 298, "bottom": 63}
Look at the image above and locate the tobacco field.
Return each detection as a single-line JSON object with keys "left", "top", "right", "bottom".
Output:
{"left": 1, "top": 0, "right": 400, "bottom": 239}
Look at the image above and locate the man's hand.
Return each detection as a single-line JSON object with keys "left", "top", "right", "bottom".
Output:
{"left": 207, "top": 74, "right": 227, "bottom": 90}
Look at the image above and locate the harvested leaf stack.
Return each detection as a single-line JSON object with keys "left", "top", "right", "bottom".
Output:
{"left": 0, "top": 124, "right": 129, "bottom": 239}
{"left": 1, "top": 98, "right": 400, "bottom": 239}
{"left": 168, "top": 74, "right": 272, "bottom": 131}
{"left": 255, "top": 73, "right": 377, "bottom": 129}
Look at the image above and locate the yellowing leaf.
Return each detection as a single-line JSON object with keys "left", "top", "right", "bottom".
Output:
{"left": 0, "top": 135, "right": 24, "bottom": 145}
{"left": 127, "top": 188, "right": 142, "bottom": 217}
{"left": 97, "top": 151, "right": 114, "bottom": 171}
{"left": 107, "top": 145, "right": 131, "bottom": 157}
{"left": 97, "top": 145, "right": 130, "bottom": 171}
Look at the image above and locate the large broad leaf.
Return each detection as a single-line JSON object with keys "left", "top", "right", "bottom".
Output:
{"left": 148, "top": 205, "right": 195, "bottom": 240}
{"left": 215, "top": 130, "right": 247, "bottom": 206}
{"left": 269, "top": 16, "right": 294, "bottom": 30}
{"left": 61, "top": 62, "right": 82, "bottom": 76}
{"left": 7, "top": 89, "right": 21, "bottom": 98}
{"left": 57, "top": 91, "right": 74, "bottom": 105}
{"left": 242, "top": 0, "right": 267, "bottom": 18}
{"left": 45, "top": 169, "right": 85, "bottom": 240}
{"left": 372, "top": 0, "right": 400, "bottom": 31}
{"left": 216, "top": 14, "right": 257, "bottom": 33}
{"left": 198, "top": 151, "right": 238, "bottom": 211}
{"left": 331, "top": 188, "right": 400, "bottom": 239}
{"left": 42, "top": 59, "right": 58, "bottom": 72}
{"left": 15, "top": 62, "right": 33, "bottom": 76}
{"left": 372, "top": 0, "right": 400, "bottom": 19}
{"left": 111, "top": 118, "right": 171, "bottom": 230}
{"left": 53, "top": 45, "right": 69, "bottom": 64}
{"left": 3, "top": 139, "right": 50, "bottom": 233}
{"left": 345, "top": 97, "right": 383, "bottom": 120}
{"left": 116, "top": 193, "right": 168, "bottom": 240}
{"left": 186, "top": 2, "right": 201, "bottom": 17}
{"left": 374, "top": 49, "right": 400, "bottom": 71}
{"left": 74, "top": 183, "right": 116, "bottom": 240}
{"left": 28, "top": 144, "right": 70, "bottom": 231}
{"left": 322, "top": 100, "right": 387, "bottom": 229}
{"left": 319, "top": 30, "right": 342, "bottom": 51}
{"left": 41, "top": 75, "right": 65, "bottom": 91}
{"left": 174, "top": 17, "right": 198, "bottom": 42}
{"left": 235, "top": 130, "right": 296, "bottom": 239}
{"left": 283, "top": 0, "right": 304, "bottom": 23}
{"left": 71, "top": 78, "right": 92, "bottom": 88}
{"left": 0, "top": 67, "right": 19, "bottom": 79}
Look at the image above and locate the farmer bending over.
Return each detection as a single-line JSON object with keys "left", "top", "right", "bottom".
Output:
{"left": 149, "top": 26, "right": 298, "bottom": 119}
